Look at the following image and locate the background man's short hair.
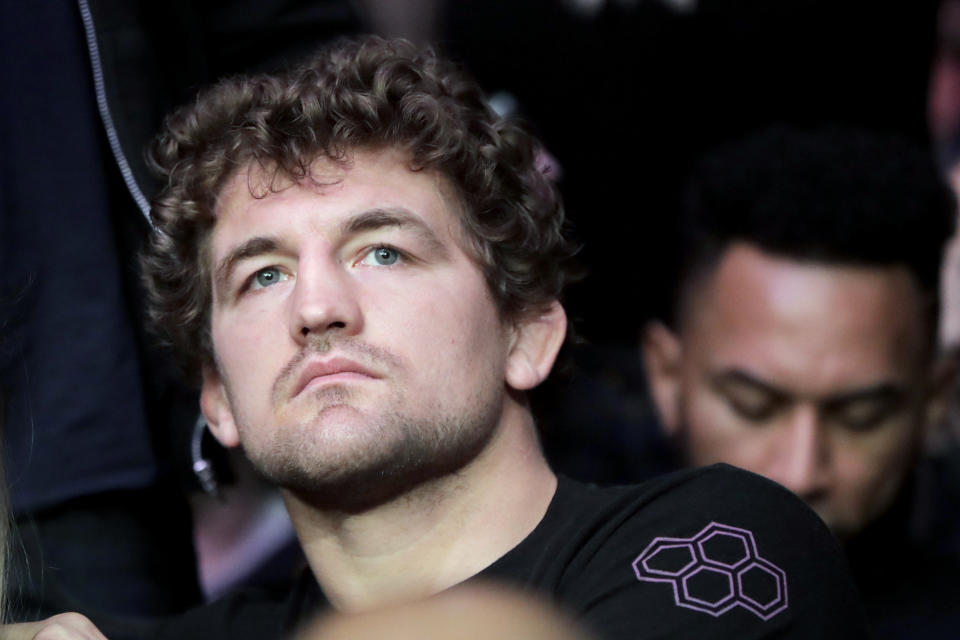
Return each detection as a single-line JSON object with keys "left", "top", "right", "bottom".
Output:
{"left": 673, "top": 124, "right": 956, "bottom": 333}
{"left": 141, "top": 36, "right": 580, "bottom": 381}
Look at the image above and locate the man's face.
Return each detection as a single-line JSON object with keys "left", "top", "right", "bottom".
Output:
{"left": 645, "top": 242, "right": 935, "bottom": 540}
{"left": 200, "top": 149, "right": 534, "bottom": 507}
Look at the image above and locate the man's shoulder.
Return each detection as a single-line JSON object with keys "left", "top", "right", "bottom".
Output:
{"left": 496, "top": 463, "right": 833, "bottom": 569}
{"left": 484, "top": 464, "right": 867, "bottom": 639}
{"left": 550, "top": 462, "right": 821, "bottom": 532}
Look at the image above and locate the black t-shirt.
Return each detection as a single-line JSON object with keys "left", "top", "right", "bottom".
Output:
{"left": 844, "top": 467, "right": 960, "bottom": 640}
{"left": 130, "top": 465, "right": 867, "bottom": 639}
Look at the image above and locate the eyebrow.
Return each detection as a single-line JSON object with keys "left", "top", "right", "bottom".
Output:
{"left": 711, "top": 368, "right": 906, "bottom": 406}
{"left": 340, "top": 207, "right": 448, "bottom": 256}
{"left": 819, "top": 384, "right": 906, "bottom": 409}
{"left": 710, "top": 369, "right": 790, "bottom": 401}
{"left": 214, "top": 236, "right": 282, "bottom": 298}
{"left": 213, "top": 207, "right": 449, "bottom": 298}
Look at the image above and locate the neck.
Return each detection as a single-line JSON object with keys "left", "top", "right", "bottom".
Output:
{"left": 281, "top": 396, "right": 557, "bottom": 612}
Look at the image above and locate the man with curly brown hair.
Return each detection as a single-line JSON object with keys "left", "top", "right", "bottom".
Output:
{"left": 132, "top": 36, "right": 867, "bottom": 640}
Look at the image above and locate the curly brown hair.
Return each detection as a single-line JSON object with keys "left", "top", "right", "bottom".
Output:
{"left": 142, "top": 35, "right": 579, "bottom": 381}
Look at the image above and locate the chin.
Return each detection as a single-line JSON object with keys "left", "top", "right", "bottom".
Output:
{"left": 280, "top": 460, "right": 450, "bottom": 513}
{"left": 819, "top": 510, "right": 872, "bottom": 544}
{"left": 828, "top": 522, "right": 859, "bottom": 544}
{"left": 250, "top": 415, "right": 495, "bottom": 513}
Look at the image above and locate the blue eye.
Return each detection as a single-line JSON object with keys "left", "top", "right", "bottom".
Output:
{"left": 374, "top": 247, "right": 399, "bottom": 265}
{"left": 365, "top": 246, "right": 400, "bottom": 266}
{"left": 253, "top": 267, "right": 283, "bottom": 288}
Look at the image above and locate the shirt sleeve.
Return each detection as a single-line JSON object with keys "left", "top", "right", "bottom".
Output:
{"left": 557, "top": 465, "right": 869, "bottom": 639}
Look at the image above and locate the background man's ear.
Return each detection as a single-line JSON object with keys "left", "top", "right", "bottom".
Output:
{"left": 505, "top": 302, "right": 567, "bottom": 391}
{"left": 641, "top": 321, "right": 684, "bottom": 436}
{"left": 200, "top": 365, "right": 241, "bottom": 448}
{"left": 923, "top": 350, "right": 959, "bottom": 453}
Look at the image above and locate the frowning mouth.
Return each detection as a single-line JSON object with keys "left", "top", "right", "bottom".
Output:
{"left": 291, "top": 357, "right": 379, "bottom": 397}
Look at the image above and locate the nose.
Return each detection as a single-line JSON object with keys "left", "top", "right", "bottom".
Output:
{"left": 771, "top": 405, "right": 831, "bottom": 500}
{"left": 287, "top": 255, "right": 363, "bottom": 343}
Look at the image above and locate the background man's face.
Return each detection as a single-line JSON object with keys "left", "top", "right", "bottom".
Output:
{"left": 646, "top": 242, "right": 934, "bottom": 540}
{"left": 199, "top": 149, "right": 516, "bottom": 506}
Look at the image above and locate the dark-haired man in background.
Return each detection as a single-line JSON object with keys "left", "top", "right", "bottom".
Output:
{"left": 122, "top": 38, "right": 870, "bottom": 640}
{"left": 643, "top": 125, "right": 960, "bottom": 638}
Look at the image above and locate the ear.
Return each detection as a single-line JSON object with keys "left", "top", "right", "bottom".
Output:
{"left": 200, "top": 364, "right": 241, "bottom": 448}
{"left": 505, "top": 301, "right": 567, "bottom": 391}
{"left": 922, "top": 350, "right": 958, "bottom": 452}
{"left": 641, "top": 320, "right": 684, "bottom": 436}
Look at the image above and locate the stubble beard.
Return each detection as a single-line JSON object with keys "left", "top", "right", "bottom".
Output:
{"left": 238, "top": 379, "right": 504, "bottom": 513}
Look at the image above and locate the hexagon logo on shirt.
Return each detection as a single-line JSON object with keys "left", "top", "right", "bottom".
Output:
{"left": 632, "top": 522, "right": 788, "bottom": 620}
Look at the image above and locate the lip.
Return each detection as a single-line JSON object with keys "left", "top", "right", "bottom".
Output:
{"left": 291, "top": 357, "right": 379, "bottom": 397}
